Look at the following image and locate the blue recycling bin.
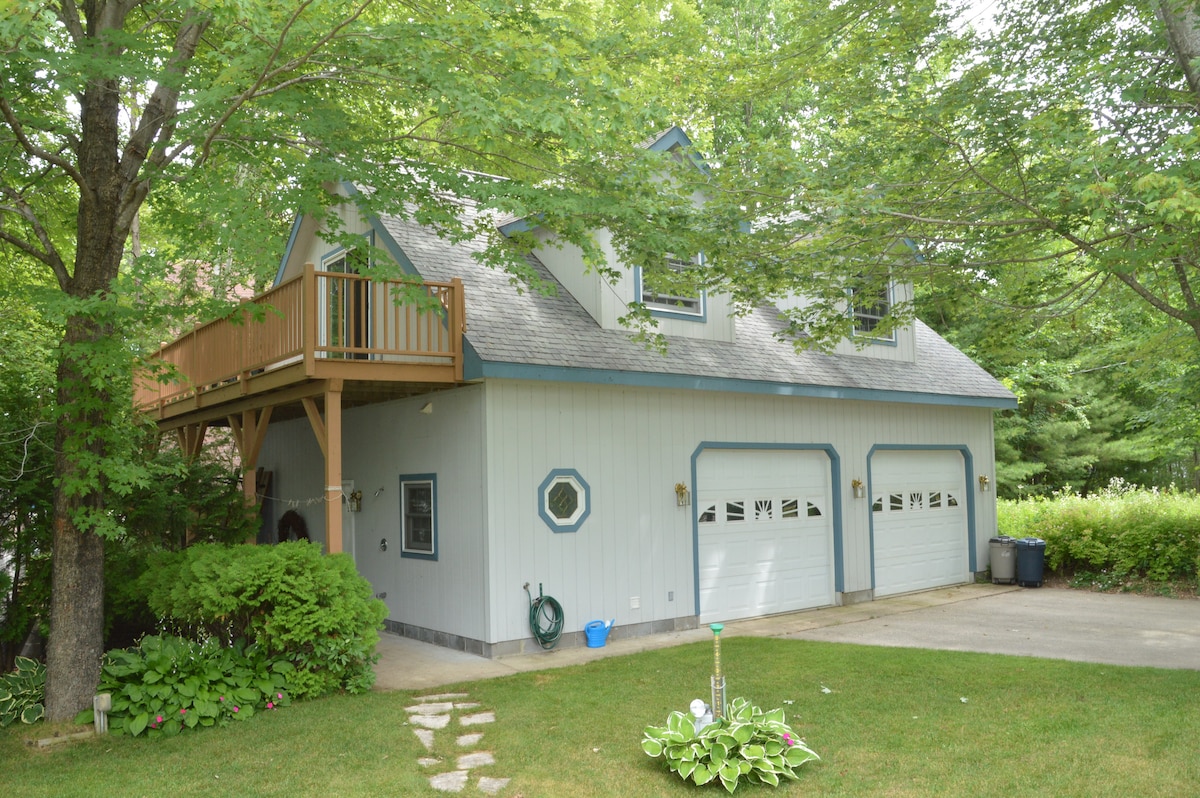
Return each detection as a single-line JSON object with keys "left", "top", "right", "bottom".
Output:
{"left": 1015, "top": 537, "right": 1046, "bottom": 587}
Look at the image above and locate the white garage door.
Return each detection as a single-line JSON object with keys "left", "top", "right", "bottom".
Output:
{"left": 871, "top": 450, "right": 969, "bottom": 597}
{"left": 696, "top": 449, "right": 834, "bottom": 624}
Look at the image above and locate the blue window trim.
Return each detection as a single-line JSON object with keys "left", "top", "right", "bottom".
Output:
{"left": 633, "top": 264, "right": 707, "bottom": 322}
{"left": 538, "top": 468, "right": 591, "bottom": 533}
{"left": 689, "top": 442, "right": 844, "bottom": 617}
{"left": 399, "top": 472, "right": 438, "bottom": 561}
{"left": 865, "top": 444, "right": 977, "bottom": 584}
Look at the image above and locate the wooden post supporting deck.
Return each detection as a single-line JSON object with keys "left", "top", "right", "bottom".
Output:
{"left": 228, "top": 407, "right": 273, "bottom": 506}
{"left": 301, "top": 379, "right": 344, "bottom": 554}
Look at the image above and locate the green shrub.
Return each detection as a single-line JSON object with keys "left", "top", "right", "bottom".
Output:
{"left": 0, "top": 656, "right": 45, "bottom": 727}
{"left": 89, "top": 634, "right": 292, "bottom": 737}
{"left": 140, "top": 542, "right": 387, "bottom": 699}
{"left": 642, "top": 697, "right": 819, "bottom": 792}
{"left": 998, "top": 485, "right": 1200, "bottom": 583}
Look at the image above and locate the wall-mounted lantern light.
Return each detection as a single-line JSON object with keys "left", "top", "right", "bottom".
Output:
{"left": 674, "top": 482, "right": 691, "bottom": 507}
{"left": 978, "top": 475, "right": 990, "bottom": 492}
{"left": 348, "top": 489, "right": 363, "bottom": 512}
{"left": 851, "top": 479, "right": 866, "bottom": 499}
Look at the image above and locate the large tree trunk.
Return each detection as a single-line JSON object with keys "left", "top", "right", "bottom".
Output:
{"left": 43, "top": 501, "right": 105, "bottom": 721}
{"left": 44, "top": 303, "right": 121, "bottom": 720}
{"left": 42, "top": 44, "right": 129, "bottom": 719}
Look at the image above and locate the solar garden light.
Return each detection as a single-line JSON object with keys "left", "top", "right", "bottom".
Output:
{"left": 93, "top": 693, "right": 111, "bottom": 734}
{"left": 710, "top": 623, "right": 726, "bottom": 720}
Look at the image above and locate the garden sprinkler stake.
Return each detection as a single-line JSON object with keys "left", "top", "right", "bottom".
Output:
{"left": 710, "top": 623, "right": 726, "bottom": 720}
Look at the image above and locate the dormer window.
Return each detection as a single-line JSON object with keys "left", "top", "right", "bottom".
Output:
{"left": 851, "top": 283, "right": 894, "bottom": 341}
{"left": 640, "top": 255, "right": 705, "bottom": 318}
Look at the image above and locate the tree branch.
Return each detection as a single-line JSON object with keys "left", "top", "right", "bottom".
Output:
{"left": 0, "top": 192, "right": 71, "bottom": 290}
{"left": 0, "top": 97, "right": 86, "bottom": 186}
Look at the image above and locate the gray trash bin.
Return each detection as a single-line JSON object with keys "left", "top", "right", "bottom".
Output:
{"left": 989, "top": 536, "right": 1017, "bottom": 584}
{"left": 1015, "top": 537, "right": 1046, "bottom": 587}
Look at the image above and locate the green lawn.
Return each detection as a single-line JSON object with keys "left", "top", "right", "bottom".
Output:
{"left": 4, "top": 638, "right": 1198, "bottom": 797}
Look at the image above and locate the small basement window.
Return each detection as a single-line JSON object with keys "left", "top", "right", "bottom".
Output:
{"left": 538, "top": 468, "right": 591, "bottom": 533}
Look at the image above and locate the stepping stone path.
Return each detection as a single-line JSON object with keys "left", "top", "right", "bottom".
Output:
{"left": 406, "top": 692, "right": 511, "bottom": 795}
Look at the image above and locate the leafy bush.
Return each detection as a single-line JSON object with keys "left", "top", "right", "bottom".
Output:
{"left": 998, "top": 483, "right": 1200, "bottom": 583}
{"left": 0, "top": 656, "right": 45, "bottom": 727}
{"left": 89, "top": 634, "right": 291, "bottom": 737}
{"left": 642, "top": 697, "right": 819, "bottom": 793}
{"left": 140, "top": 542, "right": 387, "bottom": 699}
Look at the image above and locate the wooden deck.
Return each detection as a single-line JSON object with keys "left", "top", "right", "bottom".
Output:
{"left": 136, "top": 264, "right": 466, "bottom": 428}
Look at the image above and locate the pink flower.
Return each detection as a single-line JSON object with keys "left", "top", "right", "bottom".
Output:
{"left": 180, "top": 708, "right": 187, "bottom": 714}
{"left": 156, "top": 715, "right": 163, "bottom": 723}
{"left": 783, "top": 733, "right": 796, "bottom": 747}
{"left": 233, "top": 706, "right": 239, "bottom": 713}
{"left": 277, "top": 693, "right": 283, "bottom": 700}
{"left": 219, "top": 696, "right": 225, "bottom": 702}
{"left": 266, "top": 702, "right": 274, "bottom": 710}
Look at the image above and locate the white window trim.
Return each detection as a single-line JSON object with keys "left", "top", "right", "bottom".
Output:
{"left": 639, "top": 254, "right": 706, "bottom": 318}
{"left": 850, "top": 282, "right": 896, "bottom": 342}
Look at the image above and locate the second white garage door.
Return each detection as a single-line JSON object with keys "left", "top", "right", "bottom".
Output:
{"left": 696, "top": 449, "right": 834, "bottom": 623}
{"left": 871, "top": 449, "right": 969, "bottom": 597}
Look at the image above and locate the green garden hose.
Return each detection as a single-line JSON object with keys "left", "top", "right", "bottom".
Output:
{"left": 524, "top": 582, "right": 563, "bottom": 649}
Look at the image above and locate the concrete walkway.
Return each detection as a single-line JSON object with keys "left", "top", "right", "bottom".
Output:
{"left": 373, "top": 584, "right": 1200, "bottom": 692}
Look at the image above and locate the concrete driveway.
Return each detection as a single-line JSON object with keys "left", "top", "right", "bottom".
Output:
{"left": 373, "top": 585, "right": 1200, "bottom": 691}
{"left": 785, "top": 586, "right": 1200, "bottom": 669}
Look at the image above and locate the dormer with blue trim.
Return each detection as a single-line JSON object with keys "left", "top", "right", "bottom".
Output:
{"left": 498, "top": 127, "right": 736, "bottom": 344}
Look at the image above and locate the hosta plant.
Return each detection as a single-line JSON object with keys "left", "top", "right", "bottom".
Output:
{"left": 86, "top": 635, "right": 293, "bottom": 738}
{"left": 0, "top": 656, "right": 46, "bottom": 727}
{"left": 642, "top": 697, "right": 819, "bottom": 793}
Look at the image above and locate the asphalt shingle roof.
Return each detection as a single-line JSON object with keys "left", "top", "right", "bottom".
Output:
{"left": 377, "top": 213, "right": 1015, "bottom": 407}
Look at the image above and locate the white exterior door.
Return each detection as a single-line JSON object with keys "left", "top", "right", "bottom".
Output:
{"left": 696, "top": 449, "right": 834, "bottom": 624}
{"left": 871, "top": 450, "right": 969, "bottom": 597}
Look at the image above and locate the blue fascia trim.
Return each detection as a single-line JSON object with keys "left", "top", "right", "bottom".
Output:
{"left": 475, "top": 361, "right": 1018, "bottom": 410}
{"left": 864, "top": 444, "right": 978, "bottom": 587}
{"left": 399, "top": 472, "right": 438, "bottom": 561}
{"left": 274, "top": 214, "right": 305, "bottom": 287}
{"left": 646, "top": 126, "right": 710, "bottom": 175}
{"left": 367, "top": 218, "right": 422, "bottom": 277}
{"left": 537, "top": 468, "right": 592, "bottom": 533}
{"left": 498, "top": 216, "right": 536, "bottom": 237}
{"left": 646, "top": 126, "right": 694, "bottom": 152}
{"left": 462, "top": 339, "right": 484, "bottom": 381}
{"left": 689, "top": 442, "right": 844, "bottom": 618}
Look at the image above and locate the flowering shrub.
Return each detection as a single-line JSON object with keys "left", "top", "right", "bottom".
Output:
{"left": 87, "top": 634, "right": 292, "bottom": 737}
{"left": 642, "top": 697, "right": 819, "bottom": 792}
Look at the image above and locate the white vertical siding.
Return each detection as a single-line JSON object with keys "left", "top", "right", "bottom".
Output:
{"left": 481, "top": 380, "right": 999, "bottom": 645}
{"left": 258, "top": 385, "right": 489, "bottom": 641}
{"left": 259, "top": 378, "right": 999, "bottom": 648}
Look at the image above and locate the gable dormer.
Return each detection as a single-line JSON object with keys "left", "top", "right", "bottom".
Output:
{"left": 500, "top": 127, "right": 736, "bottom": 343}
{"left": 773, "top": 279, "right": 918, "bottom": 362}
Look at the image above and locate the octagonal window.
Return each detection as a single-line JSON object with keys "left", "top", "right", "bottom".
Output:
{"left": 538, "top": 468, "right": 591, "bottom": 532}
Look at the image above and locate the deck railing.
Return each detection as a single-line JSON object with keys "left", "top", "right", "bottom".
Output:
{"left": 135, "top": 264, "right": 465, "bottom": 412}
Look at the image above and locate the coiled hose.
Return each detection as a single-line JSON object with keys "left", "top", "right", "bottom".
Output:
{"left": 524, "top": 582, "right": 563, "bottom": 649}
